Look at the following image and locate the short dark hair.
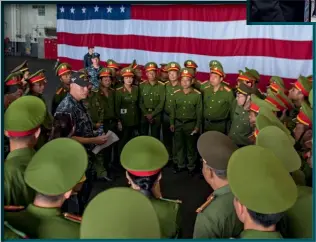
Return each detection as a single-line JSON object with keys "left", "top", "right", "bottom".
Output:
{"left": 247, "top": 208, "right": 284, "bottom": 227}
{"left": 213, "top": 168, "right": 227, "bottom": 179}
{"left": 9, "top": 133, "right": 36, "bottom": 143}
{"left": 35, "top": 193, "right": 65, "bottom": 203}
{"left": 127, "top": 172, "right": 160, "bottom": 198}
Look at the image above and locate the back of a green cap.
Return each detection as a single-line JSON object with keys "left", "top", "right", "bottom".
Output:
{"left": 80, "top": 187, "right": 161, "bottom": 239}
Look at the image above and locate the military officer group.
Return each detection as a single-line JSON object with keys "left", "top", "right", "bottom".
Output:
{"left": 3, "top": 48, "right": 313, "bottom": 239}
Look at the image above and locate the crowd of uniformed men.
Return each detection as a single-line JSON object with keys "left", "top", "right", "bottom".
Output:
{"left": 3, "top": 46, "right": 313, "bottom": 239}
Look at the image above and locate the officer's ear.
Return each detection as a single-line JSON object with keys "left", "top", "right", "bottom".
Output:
{"left": 220, "top": 76, "right": 223, "bottom": 82}
{"left": 34, "top": 127, "right": 41, "bottom": 139}
{"left": 64, "top": 190, "right": 73, "bottom": 200}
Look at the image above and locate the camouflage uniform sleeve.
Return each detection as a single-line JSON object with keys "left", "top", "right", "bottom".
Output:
{"left": 152, "top": 84, "right": 166, "bottom": 117}
{"left": 195, "top": 92, "right": 202, "bottom": 129}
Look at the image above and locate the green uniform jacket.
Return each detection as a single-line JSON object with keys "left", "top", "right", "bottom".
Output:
{"left": 139, "top": 80, "right": 166, "bottom": 117}
{"left": 201, "top": 83, "right": 235, "bottom": 122}
{"left": 193, "top": 185, "right": 243, "bottom": 238}
{"left": 278, "top": 186, "right": 312, "bottom": 238}
{"left": 170, "top": 88, "right": 202, "bottom": 129}
{"left": 4, "top": 148, "right": 36, "bottom": 206}
{"left": 4, "top": 221, "right": 29, "bottom": 239}
{"left": 115, "top": 85, "right": 139, "bottom": 127}
{"left": 239, "top": 230, "right": 283, "bottom": 239}
{"left": 164, "top": 81, "right": 181, "bottom": 115}
{"left": 284, "top": 106, "right": 300, "bottom": 132}
{"left": 5, "top": 204, "right": 80, "bottom": 239}
{"left": 51, "top": 85, "right": 68, "bottom": 115}
{"left": 291, "top": 169, "right": 306, "bottom": 186}
{"left": 151, "top": 198, "right": 181, "bottom": 238}
{"left": 228, "top": 104, "right": 252, "bottom": 147}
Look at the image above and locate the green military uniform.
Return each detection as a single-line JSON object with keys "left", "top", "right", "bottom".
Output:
{"left": 115, "top": 67, "right": 139, "bottom": 154}
{"left": 162, "top": 62, "right": 181, "bottom": 162}
{"left": 26, "top": 69, "right": 53, "bottom": 150}
{"left": 194, "top": 131, "right": 242, "bottom": 238}
{"left": 4, "top": 220, "right": 29, "bottom": 239}
{"left": 107, "top": 59, "right": 122, "bottom": 89}
{"left": 170, "top": 68, "right": 202, "bottom": 172}
{"left": 184, "top": 60, "right": 202, "bottom": 91}
{"left": 10, "top": 60, "right": 30, "bottom": 94}
{"left": 267, "top": 76, "right": 287, "bottom": 94}
{"left": 51, "top": 62, "right": 72, "bottom": 115}
{"left": 80, "top": 187, "right": 161, "bottom": 238}
{"left": 120, "top": 136, "right": 182, "bottom": 238}
{"left": 4, "top": 96, "right": 46, "bottom": 206}
{"left": 308, "top": 89, "right": 313, "bottom": 107}
{"left": 5, "top": 138, "right": 88, "bottom": 239}
{"left": 139, "top": 62, "right": 166, "bottom": 139}
{"left": 228, "top": 82, "right": 255, "bottom": 147}
{"left": 286, "top": 76, "right": 312, "bottom": 132}
{"left": 227, "top": 146, "right": 297, "bottom": 239}
{"left": 201, "top": 64, "right": 234, "bottom": 134}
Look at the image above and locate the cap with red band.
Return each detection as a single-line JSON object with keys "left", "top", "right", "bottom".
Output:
{"left": 160, "top": 63, "right": 168, "bottom": 72}
{"left": 56, "top": 63, "right": 72, "bottom": 77}
{"left": 250, "top": 94, "right": 279, "bottom": 114}
{"left": 293, "top": 76, "right": 312, "bottom": 97}
{"left": 107, "top": 59, "right": 120, "bottom": 70}
{"left": 296, "top": 101, "right": 312, "bottom": 128}
{"left": 121, "top": 67, "right": 135, "bottom": 77}
{"left": 120, "top": 136, "right": 168, "bottom": 177}
{"left": 180, "top": 68, "right": 194, "bottom": 78}
{"left": 4, "top": 96, "right": 46, "bottom": 138}
{"left": 167, "top": 62, "right": 181, "bottom": 72}
{"left": 265, "top": 89, "right": 287, "bottom": 111}
{"left": 28, "top": 69, "right": 47, "bottom": 84}
{"left": 99, "top": 68, "right": 113, "bottom": 78}
{"left": 184, "top": 60, "right": 198, "bottom": 69}
{"left": 5, "top": 72, "right": 22, "bottom": 86}
{"left": 145, "top": 62, "right": 158, "bottom": 72}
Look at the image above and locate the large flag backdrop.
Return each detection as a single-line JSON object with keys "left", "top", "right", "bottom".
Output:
{"left": 57, "top": 4, "right": 313, "bottom": 90}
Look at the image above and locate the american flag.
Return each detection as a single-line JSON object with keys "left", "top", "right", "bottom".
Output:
{"left": 57, "top": 4, "right": 313, "bottom": 90}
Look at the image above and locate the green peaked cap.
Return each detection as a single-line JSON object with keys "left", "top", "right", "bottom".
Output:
{"left": 266, "top": 89, "right": 287, "bottom": 110}
{"left": 308, "top": 89, "right": 313, "bottom": 108}
{"left": 184, "top": 60, "right": 198, "bottom": 68}
{"left": 11, "top": 60, "right": 29, "bottom": 73}
{"left": 4, "top": 96, "right": 46, "bottom": 134}
{"left": 245, "top": 67, "right": 260, "bottom": 81}
{"left": 5, "top": 71, "right": 22, "bottom": 84}
{"left": 25, "top": 138, "right": 88, "bottom": 195}
{"left": 144, "top": 62, "right": 158, "bottom": 70}
{"left": 80, "top": 187, "right": 161, "bottom": 238}
{"left": 236, "top": 82, "right": 256, "bottom": 95}
{"left": 120, "top": 136, "right": 168, "bottom": 174}
{"left": 250, "top": 94, "right": 279, "bottom": 112}
{"left": 167, "top": 62, "right": 181, "bottom": 71}
{"left": 228, "top": 145, "right": 297, "bottom": 214}
{"left": 256, "top": 126, "right": 301, "bottom": 172}
{"left": 269, "top": 76, "right": 285, "bottom": 88}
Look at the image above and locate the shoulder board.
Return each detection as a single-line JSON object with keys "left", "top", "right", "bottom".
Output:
{"left": 204, "top": 85, "right": 211, "bottom": 89}
{"left": 140, "top": 80, "right": 147, "bottom": 85}
{"left": 165, "top": 81, "right": 170, "bottom": 85}
{"left": 63, "top": 213, "right": 82, "bottom": 223}
{"left": 160, "top": 197, "right": 182, "bottom": 204}
{"left": 196, "top": 194, "right": 215, "bottom": 213}
{"left": 158, "top": 81, "right": 165, "bottom": 85}
{"left": 56, "top": 87, "right": 63, "bottom": 95}
{"left": 174, "top": 89, "right": 181, "bottom": 94}
{"left": 4, "top": 205, "right": 25, "bottom": 212}
{"left": 116, "top": 86, "right": 123, "bottom": 91}
{"left": 224, "top": 86, "right": 232, "bottom": 92}
{"left": 109, "top": 87, "right": 115, "bottom": 91}
{"left": 222, "top": 81, "right": 230, "bottom": 86}
{"left": 193, "top": 89, "right": 201, "bottom": 94}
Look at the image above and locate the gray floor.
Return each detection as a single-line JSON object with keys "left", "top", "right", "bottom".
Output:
{"left": 4, "top": 56, "right": 212, "bottom": 238}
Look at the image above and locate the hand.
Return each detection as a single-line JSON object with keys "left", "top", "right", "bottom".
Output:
{"left": 190, "top": 128, "right": 199, "bottom": 135}
{"left": 94, "top": 135, "right": 108, "bottom": 145}
{"left": 146, "top": 114, "right": 153, "bottom": 121}
{"left": 118, "top": 121, "right": 123, "bottom": 131}
{"left": 170, "top": 125, "right": 175, "bottom": 132}
{"left": 95, "top": 122, "right": 102, "bottom": 129}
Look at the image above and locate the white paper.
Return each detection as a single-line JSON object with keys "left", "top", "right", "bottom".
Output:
{"left": 92, "top": 130, "right": 120, "bottom": 154}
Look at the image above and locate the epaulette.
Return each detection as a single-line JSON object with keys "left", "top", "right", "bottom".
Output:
{"left": 158, "top": 81, "right": 165, "bottom": 85}
{"left": 196, "top": 194, "right": 215, "bottom": 213}
{"left": 223, "top": 86, "right": 232, "bottom": 92}
{"left": 193, "top": 89, "right": 201, "bottom": 94}
{"left": 109, "top": 87, "right": 115, "bottom": 91}
{"left": 140, "top": 80, "right": 147, "bottom": 85}
{"left": 174, "top": 89, "right": 181, "bottom": 94}
{"left": 63, "top": 213, "right": 82, "bottom": 223}
{"left": 204, "top": 85, "right": 211, "bottom": 89}
{"left": 165, "top": 81, "right": 170, "bottom": 85}
{"left": 56, "top": 87, "right": 63, "bottom": 95}
{"left": 4, "top": 205, "right": 25, "bottom": 212}
{"left": 222, "top": 80, "right": 231, "bottom": 86}
{"left": 116, "top": 86, "right": 123, "bottom": 91}
{"left": 160, "top": 197, "right": 182, "bottom": 204}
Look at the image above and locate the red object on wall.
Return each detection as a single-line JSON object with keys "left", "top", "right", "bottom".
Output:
{"left": 44, "top": 38, "right": 58, "bottom": 60}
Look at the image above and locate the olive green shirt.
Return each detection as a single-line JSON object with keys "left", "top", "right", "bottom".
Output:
{"left": 164, "top": 81, "right": 181, "bottom": 115}
{"left": 285, "top": 106, "right": 300, "bottom": 132}
{"left": 239, "top": 230, "right": 283, "bottom": 239}
{"left": 151, "top": 198, "right": 181, "bottom": 238}
{"left": 52, "top": 84, "right": 68, "bottom": 115}
{"left": 139, "top": 80, "right": 166, "bottom": 117}
{"left": 170, "top": 88, "right": 202, "bottom": 128}
{"left": 201, "top": 83, "right": 235, "bottom": 121}
{"left": 5, "top": 204, "right": 80, "bottom": 239}
{"left": 278, "top": 186, "right": 312, "bottom": 238}
{"left": 228, "top": 104, "right": 252, "bottom": 147}
{"left": 4, "top": 148, "right": 36, "bottom": 206}
{"left": 115, "top": 85, "right": 139, "bottom": 127}
{"left": 193, "top": 185, "right": 243, "bottom": 238}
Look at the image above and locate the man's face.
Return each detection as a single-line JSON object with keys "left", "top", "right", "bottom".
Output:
{"left": 92, "top": 57, "right": 99, "bottom": 65}
{"left": 146, "top": 70, "right": 156, "bottom": 81}
{"left": 209, "top": 73, "right": 222, "bottom": 86}
{"left": 168, "top": 70, "right": 179, "bottom": 81}
{"left": 101, "top": 76, "right": 112, "bottom": 88}
{"left": 71, "top": 83, "right": 89, "bottom": 100}
{"left": 180, "top": 76, "right": 192, "bottom": 89}
{"left": 161, "top": 71, "right": 168, "bottom": 79}
{"left": 135, "top": 69, "right": 142, "bottom": 78}
{"left": 248, "top": 111, "right": 257, "bottom": 127}
{"left": 31, "top": 81, "right": 46, "bottom": 94}
{"left": 124, "top": 76, "right": 133, "bottom": 85}
{"left": 293, "top": 123, "right": 308, "bottom": 141}
{"left": 288, "top": 87, "right": 302, "bottom": 101}
{"left": 61, "top": 72, "right": 71, "bottom": 84}
{"left": 88, "top": 48, "right": 94, "bottom": 54}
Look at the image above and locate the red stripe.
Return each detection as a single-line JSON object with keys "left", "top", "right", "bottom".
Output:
{"left": 131, "top": 4, "right": 247, "bottom": 21}
{"left": 57, "top": 33, "right": 312, "bottom": 60}
{"left": 58, "top": 57, "right": 297, "bottom": 91}
{"left": 6, "top": 127, "right": 39, "bottom": 137}
{"left": 128, "top": 169, "right": 161, "bottom": 177}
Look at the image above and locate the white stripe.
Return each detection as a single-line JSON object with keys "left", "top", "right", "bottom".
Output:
{"left": 58, "top": 44, "right": 312, "bottom": 78}
{"left": 57, "top": 19, "right": 313, "bottom": 41}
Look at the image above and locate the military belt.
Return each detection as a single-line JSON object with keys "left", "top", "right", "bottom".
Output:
{"left": 176, "top": 119, "right": 195, "bottom": 124}
{"left": 205, "top": 118, "right": 227, "bottom": 124}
